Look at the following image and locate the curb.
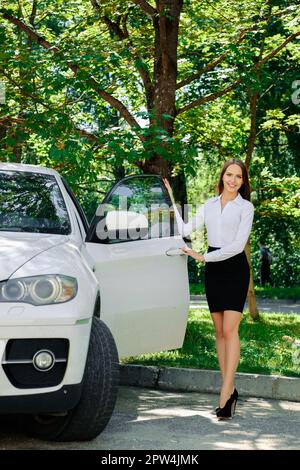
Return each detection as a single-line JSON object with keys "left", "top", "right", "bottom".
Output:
{"left": 190, "top": 295, "right": 300, "bottom": 303}
{"left": 120, "top": 364, "right": 300, "bottom": 402}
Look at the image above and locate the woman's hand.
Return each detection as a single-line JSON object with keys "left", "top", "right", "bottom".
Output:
{"left": 181, "top": 246, "right": 205, "bottom": 262}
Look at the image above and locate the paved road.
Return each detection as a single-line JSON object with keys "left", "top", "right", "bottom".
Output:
{"left": 190, "top": 296, "right": 300, "bottom": 314}
{"left": 0, "top": 386, "right": 299, "bottom": 450}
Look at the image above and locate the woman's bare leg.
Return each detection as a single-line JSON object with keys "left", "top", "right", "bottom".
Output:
{"left": 219, "top": 310, "right": 242, "bottom": 408}
{"left": 211, "top": 312, "right": 226, "bottom": 382}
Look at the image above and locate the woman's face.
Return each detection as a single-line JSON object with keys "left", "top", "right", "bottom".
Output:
{"left": 222, "top": 164, "right": 243, "bottom": 193}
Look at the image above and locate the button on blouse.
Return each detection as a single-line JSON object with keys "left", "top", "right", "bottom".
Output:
{"left": 173, "top": 192, "right": 254, "bottom": 262}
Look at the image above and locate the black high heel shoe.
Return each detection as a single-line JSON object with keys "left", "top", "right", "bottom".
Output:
{"left": 216, "top": 393, "right": 238, "bottom": 419}
{"left": 215, "top": 388, "right": 238, "bottom": 413}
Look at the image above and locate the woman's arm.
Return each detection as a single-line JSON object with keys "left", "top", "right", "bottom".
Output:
{"left": 181, "top": 246, "right": 206, "bottom": 262}
{"left": 163, "top": 178, "right": 205, "bottom": 238}
{"left": 203, "top": 203, "right": 254, "bottom": 262}
{"left": 173, "top": 203, "right": 205, "bottom": 238}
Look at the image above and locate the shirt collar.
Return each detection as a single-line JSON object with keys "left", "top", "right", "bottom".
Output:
{"left": 214, "top": 192, "right": 243, "bottom": 206}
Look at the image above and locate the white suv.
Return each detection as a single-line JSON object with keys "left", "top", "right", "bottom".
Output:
{"left": 0, "top": 163, "right": 189, "bottom": 441}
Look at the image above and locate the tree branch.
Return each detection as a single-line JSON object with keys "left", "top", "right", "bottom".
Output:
{"left": 2, "top": 11, "right": 143, "bottom": 135}
{"left": 177, "top": 79, "right": 241, "bottom": 114}
{"left": 178, "top": 29, "right": 300, "bottom": 115}
{"left": 2, "top": 11, "right": 59, "bottom": 51}
{"left": 176, "top": 33, "right": 245, "bottom": 90}
{"left": 201, "top": 1, "right": 297, "bottom": 33}
{"left": 176, "top": 8, "right": 299, "bottom": 91}
{"left": 254, "top": 30, "right": 300, "bottom": 69}
{"left": 245, "top": 89, "right": 258, "bottom": 167}
{"left": 177, "top": 51, "right": 228, "bottom": 90}
{"left": 130, "top": 0, "right": 157, "bottom": 17}
{"left": 29, "top": 0, "right": 37, "bottom": 27}
{"left": 0, "top": 116, "right": 24, "bottom": 126}
{"left": 0, "top": 112, "right": 98, "bottom": 142}
{"left": 90, "top": 2, "right": 153, "bottom": 108}
{"left": 102, "top": 14, "right": 127, "bottom": 40}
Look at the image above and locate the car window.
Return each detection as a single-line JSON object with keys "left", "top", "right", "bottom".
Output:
{"left": 93, "top": 175, "right": 175, "bottom": 243}
{"left": 0, "top": 170, "right": 71, "bottom": 234}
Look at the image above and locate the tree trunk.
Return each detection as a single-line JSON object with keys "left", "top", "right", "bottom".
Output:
{"left": 245, "top": 9, "right": 271, "bottom": 320}
{"left": 0, "top": 120, "right": 7, "bottom": 144}
{"left": 172, "top": 170, "right": 188, "bottom": 215}
{"left": 142, "top": 0, "right": 183, "bottom": 185}
{"left": 245, "top": 241, "right": 259, "bottom": 320}
{"left": 142, "top": 153, "right": 171, "bottom": 177}
{"left": 112, "top": 162, "right": 125, "bottom": 181}
{"left": 245, "top": 89, "right": 259, "bottom": 320}
{"left": 245, "top": 89, "right": 258, "bottom": 168}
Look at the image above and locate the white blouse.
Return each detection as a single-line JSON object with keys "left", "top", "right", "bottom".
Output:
{"left": 173, "top": 192, "right": 254, "bottom": 262}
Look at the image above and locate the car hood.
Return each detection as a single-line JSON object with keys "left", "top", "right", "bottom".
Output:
{"left": 0, "top": 233, "right": 69, "bottom": 281}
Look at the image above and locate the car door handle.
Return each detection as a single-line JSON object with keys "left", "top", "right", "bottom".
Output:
{"left": 166, "top": 248, "right": 185, "bottom": 256}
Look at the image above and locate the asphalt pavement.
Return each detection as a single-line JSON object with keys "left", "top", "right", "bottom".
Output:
{"left": 0, "top": 386, "right": 299, "bottom": 450}
{"left": 190, "top": 296, "right": 300, "bottom": 314}
{"left": 0, "top": 296, "right": 298, "bottom": 451}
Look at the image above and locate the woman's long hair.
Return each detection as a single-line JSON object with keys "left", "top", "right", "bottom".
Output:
{"left": 216, "top": 158, "right": 251, "bottom": 201}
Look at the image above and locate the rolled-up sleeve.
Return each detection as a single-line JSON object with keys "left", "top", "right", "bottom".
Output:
{"left": 173, "top": 203, "right": 205, "bottom": 238}
{"left": 203, "top": 203, "right": 254, "bottom": 262}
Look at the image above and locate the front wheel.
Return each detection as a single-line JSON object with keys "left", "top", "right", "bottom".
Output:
{"left": 27, "top": 318, "right": 119, "bottom": 441}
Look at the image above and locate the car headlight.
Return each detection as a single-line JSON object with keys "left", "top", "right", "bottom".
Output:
{"left": 0, "top": 275, "right": 77, "bottom": 306}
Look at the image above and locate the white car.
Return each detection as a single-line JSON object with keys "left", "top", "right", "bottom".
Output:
{"left": 0, "top": 163, "right": 189, "bottom": 441}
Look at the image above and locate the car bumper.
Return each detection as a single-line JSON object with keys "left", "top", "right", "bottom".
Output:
{"left": 0, "top": 383, "right": 83, "bottom": 414}
{"left": 0, "top": 322, "right": 92, "bottom": 399}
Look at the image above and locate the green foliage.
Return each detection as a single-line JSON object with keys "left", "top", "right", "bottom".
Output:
{"left": 0, "top": 0, "right": 299, "bottom": 271}
{"left": 1, "top": 0, "right": 300, "bottom": 173}
{"left": 251, "top": 171, "right": 300, "bottom": 286}
{"left": 122, "top": 309, "right": 300, "bottom": 378}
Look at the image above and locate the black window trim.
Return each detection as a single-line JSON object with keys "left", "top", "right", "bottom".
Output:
{"left": 61, "top": 177, "right": 89, "bottom": 234}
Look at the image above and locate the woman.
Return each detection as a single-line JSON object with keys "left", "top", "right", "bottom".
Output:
{"left": 163, "top": 158, "right": 254, "bottom": 419}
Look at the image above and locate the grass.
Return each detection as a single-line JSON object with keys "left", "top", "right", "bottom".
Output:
{"left": 190, "top": 284, "right": 300, "bottom": 300}
{"left": 122, "top": 309, "right": 300, "bottom": 378}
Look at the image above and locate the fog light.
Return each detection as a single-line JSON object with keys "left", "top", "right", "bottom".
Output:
{"left": 33, "top": 350, "right": 55, "bottom": 371}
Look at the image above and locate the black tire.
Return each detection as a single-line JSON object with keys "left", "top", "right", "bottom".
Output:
{"left": 26, "top": 318, "right": 119, "bottom": 441}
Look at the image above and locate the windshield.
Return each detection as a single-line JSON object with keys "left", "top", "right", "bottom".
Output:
{"left": 0, "top": 170, "right": 71, "bottom": 234}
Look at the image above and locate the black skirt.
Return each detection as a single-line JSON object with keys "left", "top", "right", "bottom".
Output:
{"left": 204, "top": 246, "right": 250, "bottom": 314}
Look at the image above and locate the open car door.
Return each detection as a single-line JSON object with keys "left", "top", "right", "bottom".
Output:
{"left": 84, "top": 175, "right": 189, "bottom": 358}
